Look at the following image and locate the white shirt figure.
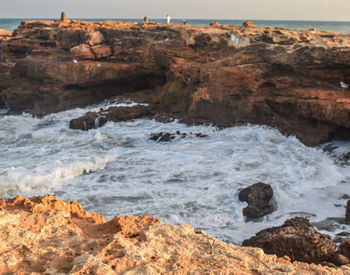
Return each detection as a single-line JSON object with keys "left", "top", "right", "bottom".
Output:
{"left": 166, "top": 15, "right": 171, "bottom": 24}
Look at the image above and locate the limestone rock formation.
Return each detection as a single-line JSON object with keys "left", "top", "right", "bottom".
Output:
{"left": 242, "top": 217, "right": 337, "bottom": 264}
{"left": 69, "top": 105, "right": 152, "bottom": 130}
{"left": 238, "top": 182, "right": 276, "bottom": 221}
{"left": 0, "top": 195, "right": 347, "bottom": 274}
{"left": 243, "top": 21, "right": 255, "bottom": 28}
{"left": 1, "top": 20, "right": 350, "bottom": 145}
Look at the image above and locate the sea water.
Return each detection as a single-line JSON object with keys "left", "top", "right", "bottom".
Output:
{"left": 1, "top": 99, "right": 350, "bottom": 244}
{"left": 1, "top": 18, "right": 350, "bottom": 33}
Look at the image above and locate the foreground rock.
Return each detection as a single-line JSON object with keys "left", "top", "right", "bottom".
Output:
{"left": 242, "top": 217, "right": 337, "bottom": 264}
{"left": 69, "top": 105, "right": 151, "bottom": 130}
{"left": 238, "top": 182, "right": 276, "bottom": 221}
{"left": 0, "top": 195, "right": 346, "bottom": 274}
{"left": 1, "top": 20, "right": 350, "bottom": 145}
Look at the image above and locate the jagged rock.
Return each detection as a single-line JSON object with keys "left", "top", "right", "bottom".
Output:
{"left": 150, "top": 131, "right": 208, "bottom": 142}
{"left": 0, "top": 195, "right": 346, "bottom": 274}
{"left": 150, "top": 132, "right": 176, "bottom": 142}
{"left": 69, "top": 105, "right": 152, "bottom": 130}
{"left": 238, "top": 182, "right": 276, "bottom": 221}
{"left": 2, "top": 20, "right": 350, "bottom": 145}
{"left": 242, "top": 217, "right": 337, "bottom": 264}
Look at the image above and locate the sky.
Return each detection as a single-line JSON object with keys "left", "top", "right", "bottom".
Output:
{"left": 1, "top": 0, "right": 350, "bottom": 21}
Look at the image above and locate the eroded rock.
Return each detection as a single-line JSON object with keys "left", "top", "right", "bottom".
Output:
{"left": 242, "top": 217, "right": 337, "bottom": 264}
{"left": 238, "top": 182, "right": 276, "bottom": 221}
{"left": 0, "top": 195, "right": 346, "bottom": 274}
{"left": 69, "top": 105, "right": 152, "bottom": 130}
{"left": 2, "top": 20, "right": 350, "bottom": 145}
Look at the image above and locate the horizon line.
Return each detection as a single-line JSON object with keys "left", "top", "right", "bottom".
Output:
{"left": 0, "top": 17, "right": 350, "bottom": 23}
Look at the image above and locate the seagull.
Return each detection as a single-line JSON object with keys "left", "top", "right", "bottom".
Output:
{"left": 73, "top": 59, "right": 78, "bottom": 64}
{"left": 341, "top": 81, "right": 349, "bottom": 89}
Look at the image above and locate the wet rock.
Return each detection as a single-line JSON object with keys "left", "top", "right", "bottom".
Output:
{"left": 238, "top": 182, "right": 276, "bottom": 221}
{"left": 150, "top": 131, "right": 208, "bottom": 142}
{"left": 70, "top": 105, "right": 151, "bottom": 130}
{"left": 242, "top": 217, "right": 337, "bottom": 264}
{"left": 150, "top": 132, "right": 176, "bottom": 142}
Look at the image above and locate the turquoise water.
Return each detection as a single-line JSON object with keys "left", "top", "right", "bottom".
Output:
{"left": 1, "top": 18, "right": 350, "bottom": 33}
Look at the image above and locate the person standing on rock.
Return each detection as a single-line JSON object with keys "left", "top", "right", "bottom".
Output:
{"left": 166, "top": 15, "right": 171, "bottom": 24}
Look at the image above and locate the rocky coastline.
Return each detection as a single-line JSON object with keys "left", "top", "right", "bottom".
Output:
{"left": 0, "top": 194, "right": 349, "bottom": 274}
{"left": 0, "top": 20, "right": 350, "bottom": 145}
{"left": 1, "top": 19, "right": 350, "bottom": 273}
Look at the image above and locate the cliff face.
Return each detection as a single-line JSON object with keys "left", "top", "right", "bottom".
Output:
{"left": 0, "top": 194, "right": 346, "bottom": 274}
{"left": 1, "top": 20, "right": 350, "bottom": 145}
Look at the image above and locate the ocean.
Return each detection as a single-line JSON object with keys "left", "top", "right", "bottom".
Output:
{"left": 1, "top": 98, "right": 350, "bottom": 244}
{"left": 1, "top": 18, "right": 350, "bottom": 33}
{"left": 1, "top": 18, "right": 350, "bottom": 244}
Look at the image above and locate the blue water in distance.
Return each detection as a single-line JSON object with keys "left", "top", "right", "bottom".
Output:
{"left": 1, "top": 18, "right": 350, "bottom": 33}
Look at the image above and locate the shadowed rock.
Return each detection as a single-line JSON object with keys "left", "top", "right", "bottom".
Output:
{"left": 150, "top": 131, "right": 208, "bottom": 142}
{"left": 346, "top": 199, "right": 350, "bottom": 224}
{"left": 61, "top": 12, "right": 67, "bottom": 22}
{"left": 2, "top": 20, "right": 350, "bottom": 145}
{"left": 238, "top": 182, "right": 276, "bottom": 221}
{"left": 242, "top": 217, "right": 337, "bottom": 264}
{"left": 69, "top": 105, "right": 152, "bottom": 130}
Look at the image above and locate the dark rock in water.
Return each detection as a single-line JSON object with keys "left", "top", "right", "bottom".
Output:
{"left": 150, "top": 132, "right": 176, "bottom": 142}
{"left": 242, "top": 217, "right": 337, "bottom": 264}
{"left": 238, "top": 182, "right": 275, "bottom": 221}
{"left": 346, "top": 200, "right": 350, "bottom": 224}
{"left": 150, "top": 131, "right": 208, "bottom": 142}
{"left": 70, "top": 105, "right": 151, "bottom": 130}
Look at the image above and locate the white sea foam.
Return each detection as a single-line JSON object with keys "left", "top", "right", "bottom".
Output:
{"left": 1, "top": 101, "right": 350, "bottom": 244}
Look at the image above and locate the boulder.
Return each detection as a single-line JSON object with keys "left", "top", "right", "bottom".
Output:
{"left": 87, "top": 31, "right": 104, "bottom": 46}
{"left": 243, "top": 21, "right": 255, "bottom": 28}
{"left": 91, "top": 45, "right": 112, "bottom": 59}
{"left": 70, "top": 44, "right": 95, "bottom": 60}
{"left": 69, "top": 105, "right": 152, "bottom": 130}
{"left": 238, "top": 182, "right": 276, "bottom": 221}
{"left": 340, "top": 239, "right": 350, "bottom": 258}
{"left": 346, "top": 199, "right": 350, "bottom": 223}
{"left": 242, "top": 217, "right": 337, "bottom": 264}
{"left": 209, "top": 21, "right": 220, "bottom": 27}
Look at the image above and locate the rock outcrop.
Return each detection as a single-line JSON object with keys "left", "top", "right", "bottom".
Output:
{"left": 1, "top": 20, "right": 350, "bottom": 145}
{"left": 0, "top": 195, "right": 347, "bottom": 274}
{"left": 242, "top": 217, "right": 337, "bottom": 264}
{"left": 69, "top": 105, "right": 152, "bottom": 130}
{"left": 238, "top": 182, "right": 276, "bottom": 221}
